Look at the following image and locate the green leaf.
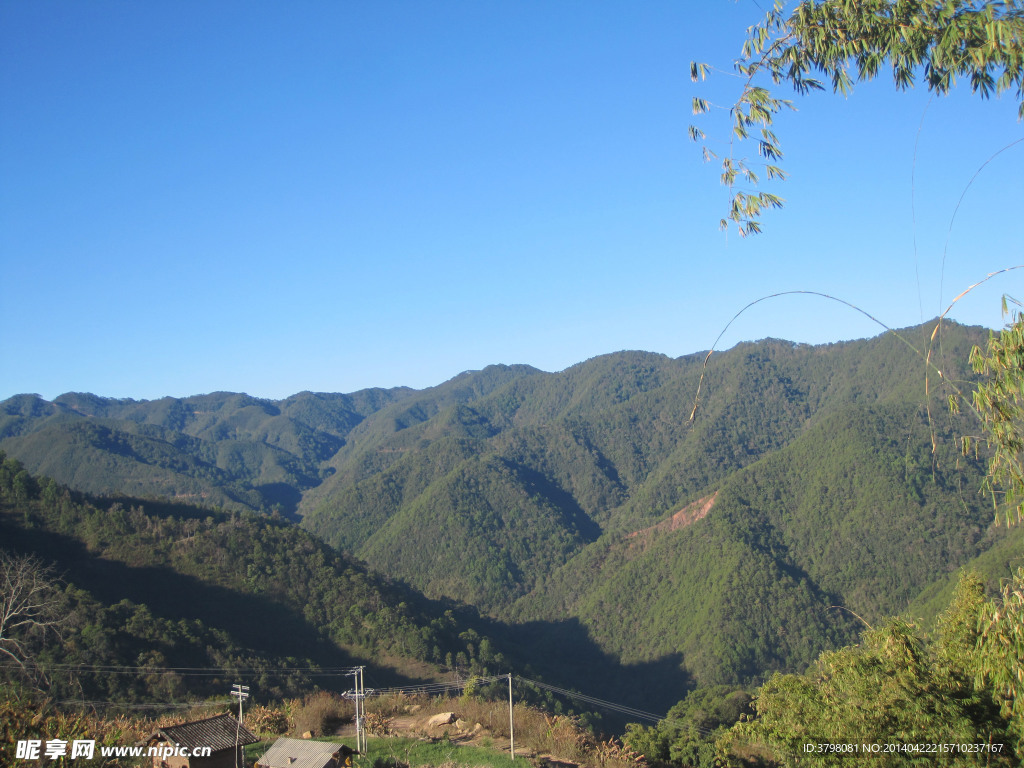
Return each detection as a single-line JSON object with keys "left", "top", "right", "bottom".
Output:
{"left": 689, "top": 0, "right": 1024, "bottom": 234}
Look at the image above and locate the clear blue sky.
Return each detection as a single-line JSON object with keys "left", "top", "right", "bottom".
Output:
{"left": 2, "top": 1, "right": 1021, "bottom": 401}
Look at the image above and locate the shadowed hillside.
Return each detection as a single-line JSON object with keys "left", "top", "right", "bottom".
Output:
{"left": 0, "top": 321, "right": 1009, "bottom": 697}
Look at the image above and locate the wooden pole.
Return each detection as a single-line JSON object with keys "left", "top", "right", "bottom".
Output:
{"left": 359, "top": 667, "right": 366, "bottom": 754}
{"left": 508, "top": 674, "right": 514, "bottom": 762}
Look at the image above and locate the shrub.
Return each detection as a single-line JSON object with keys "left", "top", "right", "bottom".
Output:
{"left": 246, "top": 704, "right": 289, "bottom": 739}
{"left": 365, "top": 712, "right": 396, "bottom": 737}
{"left": 287, "top": 691, "right": 352, "bottom": 737}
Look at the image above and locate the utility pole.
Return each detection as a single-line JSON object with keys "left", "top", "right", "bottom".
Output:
{"left": 345, "top": 667, "right": 367, "bottom": 754}
{"left": 230, "top": 684, "right": 249, "bottom": 768}
{"left": 508, "top": 674, "right": 515, "bottom": 763}
{"left": 358, "top": 666, "right": 366, "bottom": 755}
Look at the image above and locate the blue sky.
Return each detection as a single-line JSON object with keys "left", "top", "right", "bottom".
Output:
{"left": 2, "top": 1, "right": 1021, "bottom": 401}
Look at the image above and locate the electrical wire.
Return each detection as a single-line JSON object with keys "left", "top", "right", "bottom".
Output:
{"left": 57, "top": 700, "right": 232, "bottom": 710}
{"left": 19, "top": 662, "right": 729, "bottom": 741}
{"left": 365, "top": 675, "right": 509, "bottom": 698}
{"left": 515, "top": 676, "right": 722, "bottom": 740}
{"left": 0, "top": 662, "right": 362, "bottom": 677}
{"left": 516, "top": 677, "right": 667, "bottom": 724}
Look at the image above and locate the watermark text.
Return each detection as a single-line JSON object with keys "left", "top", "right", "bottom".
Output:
{"left": 16, "top": 739, "right": 213, "bottom": 760}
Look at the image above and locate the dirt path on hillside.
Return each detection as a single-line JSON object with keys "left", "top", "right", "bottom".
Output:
{"left": 338, "top": 710, "right": 578, "bottom": 768}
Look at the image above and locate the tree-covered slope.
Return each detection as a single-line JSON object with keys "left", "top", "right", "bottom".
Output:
{"left": 906, "top": 525, "right": 1024, "bottom": 626}
{"left": 301, "top": 322, "right": 985, "bottom": 616}
{"left": 512, "top": 399, "right": 1008, "bottom": 686}
{"left": 0, "top": 321, "right": 1003, "bottom": 695}
{"left": 0, "top": 452, "right": 512, "bottom": 703}
{"left": 357, "top": 452, "right": 601, "bottom": 612}
{"left": 0, "top": 388, "right": 413, "bottom": 514}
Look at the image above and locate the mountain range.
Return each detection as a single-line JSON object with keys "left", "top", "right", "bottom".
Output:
{"left": 2, "top": 320, "right": 1021, "bottom": 714}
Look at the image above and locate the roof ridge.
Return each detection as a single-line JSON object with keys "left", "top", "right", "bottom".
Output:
{"left": 162, "top": 712, "right": 237, "bottom": 729}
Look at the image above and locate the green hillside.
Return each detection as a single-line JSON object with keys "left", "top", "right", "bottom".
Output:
{"left": 513, "top": 400, "right": 1008, "bottom": 685}
{"left": 302, "top": 322, "right": 984, "bottom": 624}
{"left": 0, "top": 320, "right": 1006, "bottom": 701}
{"left": 0, "top": 452, "right": 511, "bottom": 703}
{"left": 0, "top": 388, "right": 413, "bottom": 514}
{"left": 906, "top": 525, "right": 1024, "bottom": 625}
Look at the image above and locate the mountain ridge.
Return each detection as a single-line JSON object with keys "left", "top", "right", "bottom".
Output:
{"left": 2, "top": 319, "right": 1016, "bottom": 697}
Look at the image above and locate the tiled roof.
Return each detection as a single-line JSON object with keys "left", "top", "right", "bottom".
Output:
{"left": 157, "top": 713, "right": 258, "bottom": 752}
{"left": 257, "top": 738, "right": 344, "bottom": 768}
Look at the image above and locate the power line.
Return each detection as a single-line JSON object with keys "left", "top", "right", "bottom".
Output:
{"left": 515, "top": 676, "right": 721, "bottom": 740}
{"left": 32, "top": 663, "right": 726, "bottom": 741}
{"left": 366, "top": 674, "right": 509, "bottom": 698}
{"left": 57, "top": 700, "right": 232, "bottom": 710}
{"left": 2, "top": 662, "right": 363, "bottom": 677}
{"left": 516, "top": 677, "right": 668, "bottom": 724}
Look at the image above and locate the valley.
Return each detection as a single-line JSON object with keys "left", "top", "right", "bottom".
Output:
{"left": 2, "top": 320, "right": 1022, "bottom": 763}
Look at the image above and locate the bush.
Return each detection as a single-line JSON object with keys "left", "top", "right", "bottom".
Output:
{"left": 287, "top": 691, "right": 352, "bottom": 737}
{"left": 365, "top": 712, "right": 396, "bottom": 737}
{"left": 246, "top": 704, "right": 289, "bottom": 739}
{"left": 369, "top": 692, "right": 423, "bottom": 717}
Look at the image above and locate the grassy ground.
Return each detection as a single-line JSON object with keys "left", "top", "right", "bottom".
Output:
{"left": 243, "top": 692, "right": 644, "bottom": 768}
{"left": 245, "top": 736, "right": 519, "bottom": 768}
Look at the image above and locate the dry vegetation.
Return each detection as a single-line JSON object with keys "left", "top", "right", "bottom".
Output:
{"left": 1, "top": 688, "right": 644, "bottom": 768}
{"left": 236, "top": 689, "right": 648, "bottom": 768}
{"left": 364, "top": 692, "right": 646, "bottom": 768}
{"left": 282, "top": 691, "right": 355, "bottom": 738}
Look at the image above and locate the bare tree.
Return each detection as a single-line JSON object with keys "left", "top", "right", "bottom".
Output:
{"left": 0, "top": 550, "right": 65, "bottom": 679}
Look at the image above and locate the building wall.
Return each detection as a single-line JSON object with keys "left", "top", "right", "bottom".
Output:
{"left": 193, "top": 749, "right": 239, "bottom": 768}
{"left": 152, "top": 747, "right": 239, "bottom": 768}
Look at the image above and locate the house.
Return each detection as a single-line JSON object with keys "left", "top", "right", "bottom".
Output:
{"left": 142, "top": 712, "right": 258, "bottom": 768}
{"left": 256, "top": 737, "right": 358, "bottom": 768}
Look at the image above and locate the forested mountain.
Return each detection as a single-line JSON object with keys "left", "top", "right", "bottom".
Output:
{"left": 2, "top": 320, "right": 1019, "bottom": 701}
{"left": 512, "top": 401, "right": 1006, "bottom": 684}
{"left": 299, "top": 322, "right": 987, "bottom": 618}
{"left": 0, "top": 388, "right": 413, "bottom": 513}
{"left": 0, "top": 452, "right": 512, "bottom": 703}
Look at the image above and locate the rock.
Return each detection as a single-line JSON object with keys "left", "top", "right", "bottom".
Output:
{"left": 427, "top": 712, "right": 456, "bottom": 727}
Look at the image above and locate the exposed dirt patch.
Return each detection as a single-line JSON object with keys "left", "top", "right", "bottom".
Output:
{"left": 626, "top": 491, "right": 717, "bottom": 548}
{"left": 361, "top": 711, "right": 547, "bottom": 762}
